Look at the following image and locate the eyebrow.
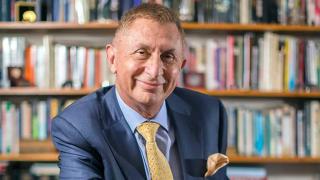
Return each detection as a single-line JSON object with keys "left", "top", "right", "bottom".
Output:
{"left": 161, "top": 49, "right": 176, "bottom": 54}
{"left": 131, "top": 43, "right": 177, "bottom": 53}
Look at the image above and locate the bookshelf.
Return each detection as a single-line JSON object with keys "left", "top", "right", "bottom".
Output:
{"left": 1, "top": 0, "right": 320, "bottom": 179}
{"left": 1, "top": 23, "right": 320, "bottom": 178}
{"left": 1, "top": 23, "right": 320, "bottom": 177}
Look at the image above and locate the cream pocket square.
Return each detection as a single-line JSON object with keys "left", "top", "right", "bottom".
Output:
{"left": 204, "top": 153, "right": 229, "bottom": 177}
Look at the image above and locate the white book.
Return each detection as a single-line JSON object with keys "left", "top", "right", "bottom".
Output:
{"left": 70, "top": 46, "right": 80, "bottom": 89}
{"left": 296, "top": 110, "right": 305, "bottom": 157}
{"left": 237, "top": 108, "right": 245, "bottom": 155}
{"left": 38, "top": 101, "right": 47, "bottom": 141}
{"left": 87, "top": 48, "right": 96, "bottom": 88}
{"left": 4, "top": 102, "right": 15, "bottom": 154}
{"left": 227, "top": 166, "right": 267, "bottom": 177}
{"left": 43, "top": 35, "right": 54, "bottom": 88}
{"left": 270, "top": 33, "right": 280, "bottom": 91}
{"left": 269, "top": 109, "right": 277, "bottom": 156}
{"left": 12, "top": 104, "right": 19, "bottom": 154}
{"left": 1, "top": 102, "right": 8, "bottom": 153}
{"left": 245, "top": 110, "right": 253, "bottom": 156}
{"left": 30, "top": 163, "right": 60, "bottom": 176}
{"left": 306, "top": 41, "right": 318, "bottom": 86}
{"left": 21, "top": 101, "right": 32, "bottom": 140}
{"left": 179, "top": 0, "right": 194, "bottom": 22}
{"left": 75, "top": 0, "right": 89, "bottom": 24}
{"left": 279, "top": 0, "right": 288, "bottom": 24}
{"left": 36, "top": 46, "right": 46, "bottom": 88}
{"left": 259, "top": 32, "right": 272, "bottom": 91}
{"left": 240, "top": 0, "right": 249, "bottom": 24}
{"left": 275, "top": 108, "right": 283, "bottom": 157}
{"left": 100, "top": 49, "right": 115, "bottom": 87}
{"left": 277, "top": 38, "right": 285, "bottom": 91}
{"left": 55, "top": 44, "right": 68, "bottom": 88}
{"left": 2, "top": 38, "right": 10, "bottom": 87}
{"left": 281, "top": 105, "right": 296, "bottom": 157}
{"left": 310, "top": 101, "right": 320, "bottom": 157}
{"left": 243, "top": 34, "right": 251, "bottom": 89}
{"left": 77, "top": 46, "right": 86, "bottom": 88}
{"left": 205, "top": 39, "right": 218, "bottom": 90}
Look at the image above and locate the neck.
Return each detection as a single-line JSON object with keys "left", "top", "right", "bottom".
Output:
{"left": 132, "top": 103, "right": 162, "bottom": 119}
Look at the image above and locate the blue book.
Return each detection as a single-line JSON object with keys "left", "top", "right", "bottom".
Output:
{"left": 64, "top": 0, "right": 69, "bottom": 22}
{"left": 254, "top": 111, "right": 264, "bottom": 156}
{"left": 265, "top": 113, "right": 271, "bottom": 156}
{"left": 288, "top": 39, "right": 297, "bottom": 91}
{"left": 133, "top": 0, "right": 141, "bottom": 7}
{"left": 120, "top": 0, "right": 133, "bottom": 17}
{"left": 52, "top": 0, "right": 60, "bottom": 21}
{"left": 1, "top": 0, "right": 12, "bottom": 21}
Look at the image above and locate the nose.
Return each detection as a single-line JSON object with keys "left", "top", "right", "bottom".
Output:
{"left": 145, "top": 54, "right": 164, "bottom": 78}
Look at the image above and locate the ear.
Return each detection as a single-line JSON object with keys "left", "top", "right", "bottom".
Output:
{"left": 106, "top": 44, "right": 117, "bottom": 74}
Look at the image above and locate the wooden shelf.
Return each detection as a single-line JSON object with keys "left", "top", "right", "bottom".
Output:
{"left": 0, "top": 22, "right": 118, "bottom": 31}
{"left": 2, "top": 152, "right": 320, "bottom": 163}
{"left": 229, "top": 155, "right": 320, "bottom": 164}
{"left": 191, "top": 88, "right": 320, "bottom": 99}
{"left": 0, "top": 87, "right": 319, "bottom": 99}
{"left": 0, "top": 22, "right": 319, "bottom": 33}
{"left": 0, "top": 141, "right": 319, "bottom": 163}
{"left": 0, "top": 153, "right": 58, "bottom": 162}
{"left": 0, "top": 87, "right": 96, "bottom": 96}
{"left": 182, "top": 23, "right": 320, "bottom": 32}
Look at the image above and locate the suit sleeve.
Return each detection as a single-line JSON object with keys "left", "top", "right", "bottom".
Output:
{"left": 207, "top": 99, "right": 229, "bottom": 180}
{"left": 218, "top": 100, "right": 228, "bottom": 154}
{"left": 215, "top": 100, "right": 229, "bottom": 180}
{"left": 51, "top": 116, "right": 104, "bottom": 179}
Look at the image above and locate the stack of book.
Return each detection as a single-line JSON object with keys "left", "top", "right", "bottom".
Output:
{"left": 227, "top": 101, "right": 320, "bottom": 157}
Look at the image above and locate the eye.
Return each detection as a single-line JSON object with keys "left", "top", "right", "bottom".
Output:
{"left": 133, "top": 48, "right": 149, "bottom": 59}
{"left": 160, "top": 52, "right": 176, "bottom": 64}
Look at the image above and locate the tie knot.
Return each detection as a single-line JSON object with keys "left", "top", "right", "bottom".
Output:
{"left": 136, "top": 122, "right": 160, "bottom": 142}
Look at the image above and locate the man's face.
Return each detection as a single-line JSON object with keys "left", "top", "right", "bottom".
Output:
{"left": 107, "top": 18, "right": 186, "bottom": 112}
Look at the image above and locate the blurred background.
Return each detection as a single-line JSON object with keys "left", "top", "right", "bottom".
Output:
{"left": 0, "top": 0, "right": 320, "bottom": 179}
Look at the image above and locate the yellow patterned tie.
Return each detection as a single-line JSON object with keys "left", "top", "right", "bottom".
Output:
{"left": 136, "top": 122, "right": 173, "bottom": 180}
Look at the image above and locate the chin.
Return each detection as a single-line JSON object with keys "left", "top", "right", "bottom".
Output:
{"left": 136, "top": 94, "right": 163, "bottom": 106}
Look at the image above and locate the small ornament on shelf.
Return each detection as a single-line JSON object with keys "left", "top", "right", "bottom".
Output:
{"left": 15, "top": 1, "right": 37, "bottom": 23}
{"left": 7, "top": 67, "right": 33, "bottom": 87}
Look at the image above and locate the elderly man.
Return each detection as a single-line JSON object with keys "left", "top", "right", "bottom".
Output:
{"left": 52, "top": 3, "right": 228, "bottom": 180}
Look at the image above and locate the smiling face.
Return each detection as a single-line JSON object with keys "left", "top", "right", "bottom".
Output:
{"left": 106, "top": 18, "right": 186, "bottom": 117}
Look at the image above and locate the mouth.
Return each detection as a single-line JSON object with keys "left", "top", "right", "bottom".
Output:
{"left": 136, "top": 79, "right": 165, "bottom": 91}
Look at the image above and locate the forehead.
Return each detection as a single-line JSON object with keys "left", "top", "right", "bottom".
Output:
{"left": 117, "top": 18, "right": 182, "bottom": 45}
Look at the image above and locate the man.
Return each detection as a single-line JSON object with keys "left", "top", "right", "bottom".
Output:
{"left": 52, "top": 3, "right": 228, "bottom": 180}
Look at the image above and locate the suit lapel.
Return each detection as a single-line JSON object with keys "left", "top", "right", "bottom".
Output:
{"left": 167, "top": 92, "right": 204, "bottom": 178}
{"left": 99, "top": 87, "right": 146, "bottom": 179}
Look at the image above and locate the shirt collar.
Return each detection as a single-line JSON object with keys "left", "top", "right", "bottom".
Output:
{"left": 115, "top": 88, "right": 169, "bottom": 133}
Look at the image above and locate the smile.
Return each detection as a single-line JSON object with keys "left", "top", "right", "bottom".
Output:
{"left": 136, "top": 79, "right": 165, "bottom": 90}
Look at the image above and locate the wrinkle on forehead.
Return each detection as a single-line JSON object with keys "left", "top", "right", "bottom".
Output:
{"left": 112, "top": 18, "right": 183, "bottom": 49}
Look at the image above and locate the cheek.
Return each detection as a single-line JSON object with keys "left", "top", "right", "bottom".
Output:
{"left": 165, "top": 67, "right": 181, "bottom": 82}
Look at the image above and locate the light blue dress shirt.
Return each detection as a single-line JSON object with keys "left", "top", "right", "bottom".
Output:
{"left": 115, "top": 89, "right": 182, "bottom": 180}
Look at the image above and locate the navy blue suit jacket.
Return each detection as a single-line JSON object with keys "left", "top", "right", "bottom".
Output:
{"left": 52, "top": 86, "right": 228, "bottom": 179}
